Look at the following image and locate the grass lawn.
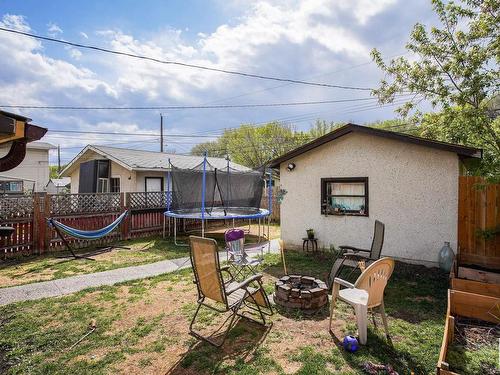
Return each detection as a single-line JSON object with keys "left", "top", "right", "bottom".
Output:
{"left": 0, "top": 236, "right": 188, "bottom": 288}
{"left": 0, "top": 224, "right": 280, "bottom": 288}
{"left": 2, "top": 248, "right": 492, "bottom": 375}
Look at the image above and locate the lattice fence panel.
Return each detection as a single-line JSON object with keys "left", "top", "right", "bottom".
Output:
{"left": 0, "top": 196, "right": 34, "bottom": 220}
{"left": 128, "top": 192, "right": 171, "bottom": 210}
{"left": 50, "top": 193, "right": 121, "bottom": 215}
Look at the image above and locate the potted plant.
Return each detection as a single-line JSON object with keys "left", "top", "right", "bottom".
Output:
{"left": 306, "top": 228, "right": 315, "bottom": 239}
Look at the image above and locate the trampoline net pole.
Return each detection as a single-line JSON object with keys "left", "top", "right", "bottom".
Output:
{"left": 267, "top": 169, "right": 272, "bottom": 252}
{"left": 201, "top": 152, "right": 207, "bottom": 222}
{"left": 174, "top": 217, "right": 177, "bottom": 244}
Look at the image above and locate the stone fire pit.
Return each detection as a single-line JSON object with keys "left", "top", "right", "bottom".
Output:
{"left": 274, "top": 275, "right": 329, "bottom": 313}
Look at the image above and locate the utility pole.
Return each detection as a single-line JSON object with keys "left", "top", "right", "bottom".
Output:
{"left": 160, "top": 114, "right": 164, "bottom": 152}
{"left": 57, "top": 145, "right": 61, "bottom": 174}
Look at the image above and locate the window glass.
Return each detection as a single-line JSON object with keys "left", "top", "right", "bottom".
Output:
{"left": 97, "top": 160, "right": 109, "bottom": 179}
{"left": 98, "top": 178, "right": 109, "bottom": 193}
{"left": 328, "top": 182, "right": 365, "bottom": 196}
{"left": 110, "top": 178, "right": 120, "bottom": 193}
{"left": 330, "top": 196, "right": 365, "bottom": 211}
{"left": 0, "top": 181, "right": 23, "bottom": 193}
{"left": 9, "top": 181, "right": 23, "bottom": 192}
{"left": 322, "top": 178, "right": 368, "bottom": 215}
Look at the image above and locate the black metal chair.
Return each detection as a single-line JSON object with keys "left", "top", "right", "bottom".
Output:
{"left": 327, "top": 220, "right": 385, "bottom": 287}
{"left": 188, "top": 236, "right": 273, "bottom": 347}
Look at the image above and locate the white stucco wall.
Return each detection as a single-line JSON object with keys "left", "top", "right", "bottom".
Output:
{"left": 279, "top": 132, "right": 459, "bottom": 265}
{"left": 0, "top": 147, "right": 51, "bottom": 192}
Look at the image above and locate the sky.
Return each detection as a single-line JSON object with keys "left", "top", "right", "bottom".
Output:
{"left": 0, "top": 0, "right": 437, "bottom": 165}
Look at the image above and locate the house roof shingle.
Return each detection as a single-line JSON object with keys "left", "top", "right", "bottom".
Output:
{"left": 61, "top": 145, "right": 251, "bottom": 176}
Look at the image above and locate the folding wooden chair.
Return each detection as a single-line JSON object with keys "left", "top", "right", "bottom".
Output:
{"left": 189, "top": 236, "right": 273, "bottom": 347}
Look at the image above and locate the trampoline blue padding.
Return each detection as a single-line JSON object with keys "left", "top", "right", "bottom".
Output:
{"left": 164, "top": 207, "right": 269, "bottom": 220}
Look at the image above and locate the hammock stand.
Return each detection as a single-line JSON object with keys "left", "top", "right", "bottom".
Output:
{"left": 48, "top": 210, "right": 129, "bottom": 260}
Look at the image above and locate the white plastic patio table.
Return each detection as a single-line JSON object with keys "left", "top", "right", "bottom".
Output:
{"left": 337, "top": 287, "right": 369, "bottom": 344}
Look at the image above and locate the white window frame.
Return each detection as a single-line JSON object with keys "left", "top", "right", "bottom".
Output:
{"left": 97, "top": 178, "right": 109, "bottom": 193}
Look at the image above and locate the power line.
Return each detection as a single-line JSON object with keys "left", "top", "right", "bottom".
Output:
{"left": 0, "top": 27, "right": 373, "bottom": 91}
{"left": 58, "top": 138, "right": 161, "bottom": 150}
{"left": 167, "top": 93, "right": 417, "bottom": 136}
{"left": 1, "top": 96, "right": 378, "bottom": 111}
{"left": 47, "top": 130, "right": 217, "bottom": 138}
{"left": 161, "top": 50, "right": 409, "bottom": 127}
{"left": 46, "top": 96, "right": 419, "bottom": 141}
{"left": 182, "top": 122, "right": 419, "bottom": 157}
{"left": 187, "top": 51, "right": 410, "bottom": 108}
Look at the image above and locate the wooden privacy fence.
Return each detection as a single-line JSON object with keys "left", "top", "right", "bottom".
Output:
{"left": 261, "top": 187, "right": 280, "bottom": 222}
{"left": 458, "top": 176, "right": 500, "bottom": 270}
{"left": 0, "top": 191, "right": 280, "bottom": 259}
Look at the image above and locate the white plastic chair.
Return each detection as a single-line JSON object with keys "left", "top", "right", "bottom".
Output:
{"left": 329, "top": 257, "right": 394, "bottom": 345}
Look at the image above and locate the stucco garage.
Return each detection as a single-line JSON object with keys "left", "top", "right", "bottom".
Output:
{"left": 270, "top": 124, "right": 482, "bottom": 265}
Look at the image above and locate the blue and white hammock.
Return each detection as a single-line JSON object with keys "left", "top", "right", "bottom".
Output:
{"left": 48, "top": 211, "right": 129, "bottom": 240}
{"left": 48, "top": 211, "right": 129, "bottom": 259}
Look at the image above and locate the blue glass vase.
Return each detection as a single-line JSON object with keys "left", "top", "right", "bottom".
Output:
{"left": 438, "top": 242, "right": 454, "bottom": 272}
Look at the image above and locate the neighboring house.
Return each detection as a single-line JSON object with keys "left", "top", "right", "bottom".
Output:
{"left": 60, "top": 145, "right": 251, "bottom": 194}
{"left": 0, "top": 141, "right": 56, "bottom": 194}
{"left": 269, "top": 124, "right": 482, "bottom": 266}
{"left": 46, "top": 177, "right": 71, "bottom": 194}
{"left": 0, "top": 110, "right": 48, "bottom": 172}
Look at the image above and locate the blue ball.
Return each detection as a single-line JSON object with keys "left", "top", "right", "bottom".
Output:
{"left": 343, "top": 335, "right": 359, "bottom": 352}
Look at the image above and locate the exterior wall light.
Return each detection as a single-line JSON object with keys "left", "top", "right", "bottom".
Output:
{"left": 287, "top": 162, "right": 296, "bottom": 172}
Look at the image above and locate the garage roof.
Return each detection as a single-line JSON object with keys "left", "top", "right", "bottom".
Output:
{"left": 269, "top": 123, "right": 482, "bottom": 168}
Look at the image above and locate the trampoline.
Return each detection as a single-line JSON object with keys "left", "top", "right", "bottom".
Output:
{"left": 165, "top": 207, "right": 269, "bottom": 220}
{"left": 164, "top": 154, "right": 272, "bottom": 246}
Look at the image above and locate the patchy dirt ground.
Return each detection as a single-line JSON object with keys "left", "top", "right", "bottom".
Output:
{"left": 0, "top": 251, "right": 468, "bottom": 375}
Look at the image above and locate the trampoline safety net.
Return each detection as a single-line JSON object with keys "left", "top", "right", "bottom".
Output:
{"left": 169, "top": 161, "right": 265, "bottom": 216}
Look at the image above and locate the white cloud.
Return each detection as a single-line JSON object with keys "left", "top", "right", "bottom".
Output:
{"left": 94, "top": 0, "right": 397, "bottom": 101}
{"left": 0, "top": 0, "right": 429, "bottom": 160}
{"left": 66, "top": 46, "right": 82, "bottom": 60}
{"left": 47, "top": 22, "right": 63, "bottom": 37}
{"left": 1, "top": 14, "right": 30, "bottom": 32}
{"left": 0, "top": 15, "right": 116, "bottom": 101}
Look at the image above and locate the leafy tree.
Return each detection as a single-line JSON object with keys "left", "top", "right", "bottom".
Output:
{"left": 49, "top": 165, "right": 66, "bottom": 178}
{"left": 368, "top": 119, "right": 423, "bottom": 136}
{"left": 191, "top": 122, "right": 309, "bottom": 168}
{"left": 371, "top": 0, "right": 499, "bottom": 176}
{"left": 190, "top": 141, "right": 226, "bottom": 158}
{"left": 308, "top": 120, "right": 343, "bottom": 138}
{"left": 190, "top": 119, "right": 428, "bottom": 168}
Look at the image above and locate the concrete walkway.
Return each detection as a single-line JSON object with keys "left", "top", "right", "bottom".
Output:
{"left": 0, "top": 239, "right": 281, "bottom": 306}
